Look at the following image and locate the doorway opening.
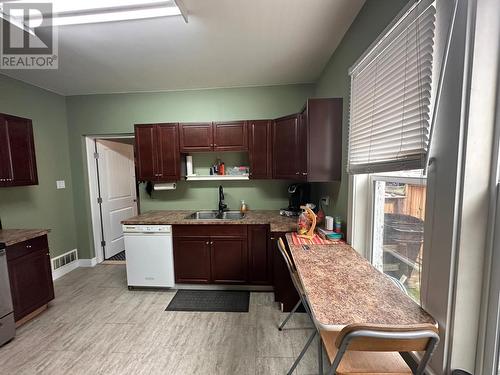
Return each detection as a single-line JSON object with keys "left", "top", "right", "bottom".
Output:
{"left": 85, "top": 135, "right": 138, "bottom": 264}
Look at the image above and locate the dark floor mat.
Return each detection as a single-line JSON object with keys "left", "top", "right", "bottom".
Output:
{"left": 166, "top": 290, "right": 250, "bottom": 312}
{"left": 107, "top": 251, "right": 126, "bottom": 261}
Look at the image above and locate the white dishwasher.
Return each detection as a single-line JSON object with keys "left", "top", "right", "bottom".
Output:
{"left": 122, "top": 224, "right": 175, "bottom": 289}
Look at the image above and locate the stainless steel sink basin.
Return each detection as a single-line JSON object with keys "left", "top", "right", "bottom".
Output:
{"left": 221, "top": 211, "right": 246, "bottom": 220}
{"left": 186, "top": 210, "right": 245, "bottom": 220}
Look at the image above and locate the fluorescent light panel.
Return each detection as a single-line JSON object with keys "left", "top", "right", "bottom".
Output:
{"left": 4, "top": 0, "right": 182, "bottom": 26}
{"left": 53, "top": 6, "right": 181, "bottom": 26}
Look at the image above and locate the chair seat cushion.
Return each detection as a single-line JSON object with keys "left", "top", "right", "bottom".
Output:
{"left": 320, "top": 331, "right": 412, "bottom": 374}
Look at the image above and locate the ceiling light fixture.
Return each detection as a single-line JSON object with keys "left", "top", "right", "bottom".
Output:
{"left": 1, "top": 0, "right": 188, "bottom": 26}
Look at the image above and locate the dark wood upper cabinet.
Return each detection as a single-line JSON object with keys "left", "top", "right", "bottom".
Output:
{"left": 134, "top": 98, "right": 341, "bottom": 182}
{"left": 248, "top": 120, "right": 272, "bottom": 179}
{"left": 179, "top": 122, "right": 247, "bottom": 152}
{"left": 213, "top": 121, "right": 247, "bottom": 151}
{"left": 135, "top": 123, "right": 180, "bottom": 182}
{"left": 134, "top": 124, "right": 157, "bottom": 181}
{"left": 272, "top": 98, "right": 342, "bottom": 182}
{"left": 157, "top": 124, "right": 180, "bottom": 181}
{"left": 303, "top": 98, "right": 343, "bottom": 181}
{"left": 179, "top": 123, "right": 213, "bottom": 152}
{"left": 0, "top": 117, "right": 11, "bottom": 182}
{"left": 272, "top": 114, "right": 304, "bottom": 180}
{"left": 0, "top": 113, "right": 38, "bottom": 187}
{"left": 6, "top": 235, "right": 54, "bottom": 321}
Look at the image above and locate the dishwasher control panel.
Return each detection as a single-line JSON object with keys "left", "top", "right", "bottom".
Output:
{"left": 122, "top": 225, "right": 171, "bottom": 233}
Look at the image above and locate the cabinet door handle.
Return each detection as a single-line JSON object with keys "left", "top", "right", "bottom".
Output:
{"left": 302, "top": 172, "right": 308, "bottom": 176}
{"left": 211, "top": 241, "right": 214, "bottom": 245}
{"left": 206, "top": 241, "right": 209, "bottom": 245}
{"left": 295, "top": 172, "right": 300, "bottom": 175}
{"left": 26, "top": 245, "right": 31, "bottom": 248}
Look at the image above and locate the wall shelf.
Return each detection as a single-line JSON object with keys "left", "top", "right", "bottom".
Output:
{"left": 185, "top": 175, "right": 249, "bottom": 181}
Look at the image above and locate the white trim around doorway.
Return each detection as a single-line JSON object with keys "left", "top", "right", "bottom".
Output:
{"left": 84, "top": 134, "right": 135, "bottom": 264}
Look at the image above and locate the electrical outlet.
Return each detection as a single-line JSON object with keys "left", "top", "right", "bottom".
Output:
{"left": 320, "top": 196, "right": 330, "bottom": 206}
{"left": 56, "top": 180, "right": 66, "bottom": 189}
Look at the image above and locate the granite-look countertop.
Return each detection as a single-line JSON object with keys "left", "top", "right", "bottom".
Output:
{"left": 0, "top": 229, "right": 50, "bottom": 246}
{"left": 122, "top": 210, "right": 297, "bottom": 233}
{"left": 285, "top": 233, "right": 436, "bottom": 329}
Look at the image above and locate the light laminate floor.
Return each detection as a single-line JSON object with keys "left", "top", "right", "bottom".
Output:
{"left": 0, "top": 264, "right": 326, "bottom": 375}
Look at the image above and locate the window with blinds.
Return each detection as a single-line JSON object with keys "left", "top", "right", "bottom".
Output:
{"left": 347, "top": 1, "right": 436, "bottom": 174}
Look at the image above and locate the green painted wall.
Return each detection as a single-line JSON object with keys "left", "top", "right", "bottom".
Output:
{"left": 0, "top": 0, "right": 410, "bottom": 260}
{"left": 0, "top": 75, "right": 77, "bottom": 258}
{"left": 66, "top": 84, "right": 313, "bottom": 259}
{"left": 312, "top": 0, "right": 409, "bottom": 220}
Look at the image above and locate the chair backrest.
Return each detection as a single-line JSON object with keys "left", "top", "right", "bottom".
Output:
{"left": 335, "top": 323, "right": 439, "bottom": 352}
{"left": 330, "top": 323, "right": 440, "bottom": 375}
{"left": 277, "top": 238, "right": 305, "bottom": 295}
{"left": 277, "top": 237, "right": 296, "bottom": 274}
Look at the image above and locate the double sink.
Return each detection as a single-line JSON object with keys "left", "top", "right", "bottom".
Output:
{"left": 186, "top": 210, "right": 245, "bottom": 221}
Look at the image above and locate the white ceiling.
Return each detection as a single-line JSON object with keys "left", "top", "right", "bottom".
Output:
{"left": 1, "top": 0, "right": 365, "bottom": 96}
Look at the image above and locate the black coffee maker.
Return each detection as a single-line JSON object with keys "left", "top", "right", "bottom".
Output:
{"left": 280, "top": 183, "right": 310, "bottom": 217}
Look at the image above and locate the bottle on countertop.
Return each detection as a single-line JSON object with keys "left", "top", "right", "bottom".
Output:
{"left": 334, "top": 216, "right": 342, "bottom": 233}
{"left": 240, "top": 200, "right": 248, "bottom": 213}
{"left": 219, "top": 162, "right": 225, "bottom": 175}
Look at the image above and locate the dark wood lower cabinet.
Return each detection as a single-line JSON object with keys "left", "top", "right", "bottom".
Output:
{"left": 248, "top": 225, "right": 272, "bottom": 284}
{"left": 173, "top": 224, "right": 272, "bottom": 285}
{"left": 271, "top": 232, "right": 300, "bottom": 312}
{"left": 6, "top": 235, "right": 54, "bottom": 321}
{"left": 211, "top": 238, "right": 247, "bottom": 283}
{"left": 173, "top": 237, "right": 211, "bottom": 283}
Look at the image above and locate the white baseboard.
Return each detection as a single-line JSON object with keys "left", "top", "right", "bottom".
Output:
{"left": 79, "top": 257, "right": 98, "bottom": 267}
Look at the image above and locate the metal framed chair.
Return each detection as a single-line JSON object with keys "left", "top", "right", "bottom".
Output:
{"left": 319, "top": 323, "right": 440, "bottom": 375}
{"left": 276, "top": 237, "right": 316, "bottom": 374}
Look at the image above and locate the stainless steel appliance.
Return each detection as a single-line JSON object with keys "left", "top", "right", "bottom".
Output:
{"left": 280, "top": 183, "right": 311, "bottom": 217}
{"left": 0, "top": 242, "right": 15, "bottom": 346}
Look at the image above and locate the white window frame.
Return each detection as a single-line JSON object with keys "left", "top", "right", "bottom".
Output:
{"left": 348, "top": 173, "right": 427, "bottom": 264}
{"left": 369, "top": 174, "right": 427, "bottom": 297}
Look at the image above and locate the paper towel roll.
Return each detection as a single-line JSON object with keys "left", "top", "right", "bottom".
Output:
{"left": 153, "top": 182, "right": 176, "bottom": 191}
{"left": 186, "top": 155, "right": 193, "bottom": 176}
{"left": 325, "top": 216, "right": 334, "bottom": 231}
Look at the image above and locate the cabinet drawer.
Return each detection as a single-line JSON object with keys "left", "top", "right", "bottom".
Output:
{"left": 6, "top": 235, "right": 49, "bottom": 261}
{"left": 173, "top": 225, "right": 247, "bottom": 238}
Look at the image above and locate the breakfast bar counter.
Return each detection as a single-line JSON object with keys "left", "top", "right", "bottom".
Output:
{"left": 285, "top": 233, "right": 436, "bottom": 330}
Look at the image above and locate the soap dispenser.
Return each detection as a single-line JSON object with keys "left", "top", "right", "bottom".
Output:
{"left": 240, "top": 200, "right": 248, "bottom": 213}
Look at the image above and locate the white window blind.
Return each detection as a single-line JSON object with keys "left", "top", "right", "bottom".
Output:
{"left": 347, "top": 1, "right": 436, "bottom": 174}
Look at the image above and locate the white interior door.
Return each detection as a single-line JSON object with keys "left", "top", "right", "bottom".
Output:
{"left": 97, "top": 139, "right": 138, "bottom": 259}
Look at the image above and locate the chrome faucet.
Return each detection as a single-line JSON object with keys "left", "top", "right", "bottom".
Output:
{"left": 218, "top": 185, "right": 227, "bottom": 216}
